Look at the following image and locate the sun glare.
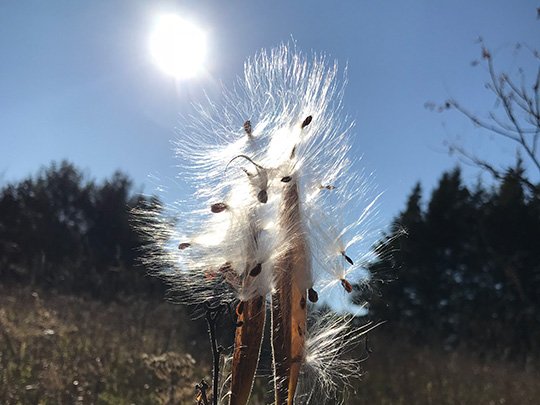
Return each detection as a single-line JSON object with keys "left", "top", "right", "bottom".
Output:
{"left": 149, "top": 14, "right": 206, "bottom": 79}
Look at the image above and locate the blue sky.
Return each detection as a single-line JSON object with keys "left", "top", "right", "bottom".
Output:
{"left": 1, "top": 0, "right": 539, "bottom": 228}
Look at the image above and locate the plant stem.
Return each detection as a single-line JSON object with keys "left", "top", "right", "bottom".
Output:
{"left": 205, "top": 303, "right": 223, "bottom": 405}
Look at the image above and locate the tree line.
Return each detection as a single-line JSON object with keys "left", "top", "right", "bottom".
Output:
{"left": 1, "top": 159, "right": 539, "bottom": 360}
{"left": 0, "top": 161, "right": 165, "bottom": 300}
{"left": 366, "top": 163, "right": 540, "bottom": 361}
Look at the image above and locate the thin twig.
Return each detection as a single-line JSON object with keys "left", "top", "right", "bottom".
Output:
{"left": 205, "top": 303, "right": 225, "bottom": 405}
{"left": 196, "top": 380, "right": 210, "bottom": 405}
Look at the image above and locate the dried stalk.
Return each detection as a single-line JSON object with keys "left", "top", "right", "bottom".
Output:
{"left": 229, "top": 295, "right": 266, "bottom": 404}
{"left": 271, "top": 180, "right": 308, "bottom": 405}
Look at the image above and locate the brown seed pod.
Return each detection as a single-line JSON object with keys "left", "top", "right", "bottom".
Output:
{"left": 301, "top": 115, "right": 313, "bottom": 129}
{"left": 300, "top": 296, "right": 306, "bottom": 309}
{"left": 178, "top": 242, "right": 191, "bottom": 250}
{"left": 341, "top": 278, "right": 353, "bottom": 293}
{"left": 249, "top": 263, "right": 262, "bottom": 277}
{"left": 236, "top": 301, "right": 244, "bottom": 316}
{"left": 211, "top": 202, "right": 228, "bottom": 213}
{"left": 243, "top": 120, "right": 252, "bottom": 136}
{"left": 257, "top": 189, "right": 268, "bottom": 203}
{"left": 308, "top": 287, "right": 319, "bottom": 303}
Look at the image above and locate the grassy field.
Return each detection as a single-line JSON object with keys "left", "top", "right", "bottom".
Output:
{"left": 0, "top": 286, "right": 206, "bottom": 404}
{"left": 1, "top": 286, "right": 538, "bottom": 404}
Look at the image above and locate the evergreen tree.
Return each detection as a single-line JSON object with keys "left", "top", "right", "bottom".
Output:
{"left": 0, "top": 161, "right": 165, "bottom": 300}
{"left": 367, "top": 166, "right": 540, "bottom": 359}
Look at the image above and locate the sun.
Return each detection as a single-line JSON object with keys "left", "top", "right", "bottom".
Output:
{"left": 149, "top": 14, "right": 207, "bottom": 80}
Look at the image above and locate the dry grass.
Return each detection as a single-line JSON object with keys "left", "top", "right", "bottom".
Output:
{"left": 1, "top": 286, "right": 538, "bottom": 404}
{"left": 352, "top": 329, "right": 539, "bottom": 405}
{"left": 0, "top": 286, "right": 205, "bottom": 404}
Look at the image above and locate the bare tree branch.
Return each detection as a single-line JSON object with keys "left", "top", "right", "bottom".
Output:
{"left": 433, "top": 40, "right": 540, "bottom": 188}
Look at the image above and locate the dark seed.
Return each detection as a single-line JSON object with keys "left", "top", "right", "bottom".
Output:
{"left": 211, "top": 202, "right": 227, "bottom": 213}
{"left": 290, "top": 146, "right": 297, "bottom": 159}
{"left": 281, "top": 176, "right": 292, "bottom": 183}
{"left": 256, "top": 296, "right": 264, "bottom": 310}
{"left": 300, "top": 296, "right": 306, "bottom": 309}
{"left": 342, "top": 252, "right": 354, "bottom": 265}
{"left": 236, "top": 321, "right": 244, "bottom": 327}
{"left": 301, "top": 115, "right": 313, "bottom": 129}
{"left": 178, "top": 242, "right": 191, "bottom": 250}
{"left": 308, "top": 288, "right": 319, "bottom": 303}
{"left": 257, "top": 189, "right": 268, "bottom": 203}
{"left": 341, "top": 279, "right": 353, "bottom": 293}
{"left": 249, "top": 263, "right": 262, "bottom": 277}
{"left": 243, "top": 120, "right": 252, "bottom": 136}
{"left": 236, "top": 301, "right": 244, "bottom": 316}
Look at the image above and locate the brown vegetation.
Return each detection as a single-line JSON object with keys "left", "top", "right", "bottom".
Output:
{"left": 1, "top": 286, "right": 538, "bottom": 404}
{"left": 0, "top": 286, "right": 203, "bottom": 404}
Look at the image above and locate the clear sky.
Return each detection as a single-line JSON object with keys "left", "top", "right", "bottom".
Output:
{"left": 1, "top": 0, "right": 539, "bottom": 228}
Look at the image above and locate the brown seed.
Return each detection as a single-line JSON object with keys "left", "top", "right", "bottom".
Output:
{"left": 300, "top": 296, "right": 306, "bottom": 309}
{"left": 236, "top": 301, "right": 244, "bottom": 316}
{"left": 243, "top": 120, "right": 252, "bottom": 136}
{"left": 249, "top": 263, "right": 262, "bottom": 277}
{"left": 308, "top": 287, "right": 319, "bottom": 303}
{"left": 301, "top": 115, "right": 313, "bottom": 129}
{"left": 281, "top": 176, "right": 292, "bottom": 183}
{"left": 211, "top": 202, "right": 227, "bottom": 213}
{"left": 257, "top": 189, "right": 268, "bottom": 203}
{"left": 341, "top": 279, "right": 353, "bottom": 293}
{"left": 178, "top": 242, "right": 191, "bottom": 250}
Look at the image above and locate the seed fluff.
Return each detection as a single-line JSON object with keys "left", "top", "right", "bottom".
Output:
{"left": 134, "top": 43, "right": 383, "bottom": 404}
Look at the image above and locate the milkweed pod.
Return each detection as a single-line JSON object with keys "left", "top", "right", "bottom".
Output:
{"left": 300, "top": 295, "right": 307, "bottom": 309}
{"left": 236, "top": 301, "right": 244, "bottom": 316}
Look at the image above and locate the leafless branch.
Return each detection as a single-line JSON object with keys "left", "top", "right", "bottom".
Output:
{"left": 434, "top": 40, "right": 540, "bottom": 186}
